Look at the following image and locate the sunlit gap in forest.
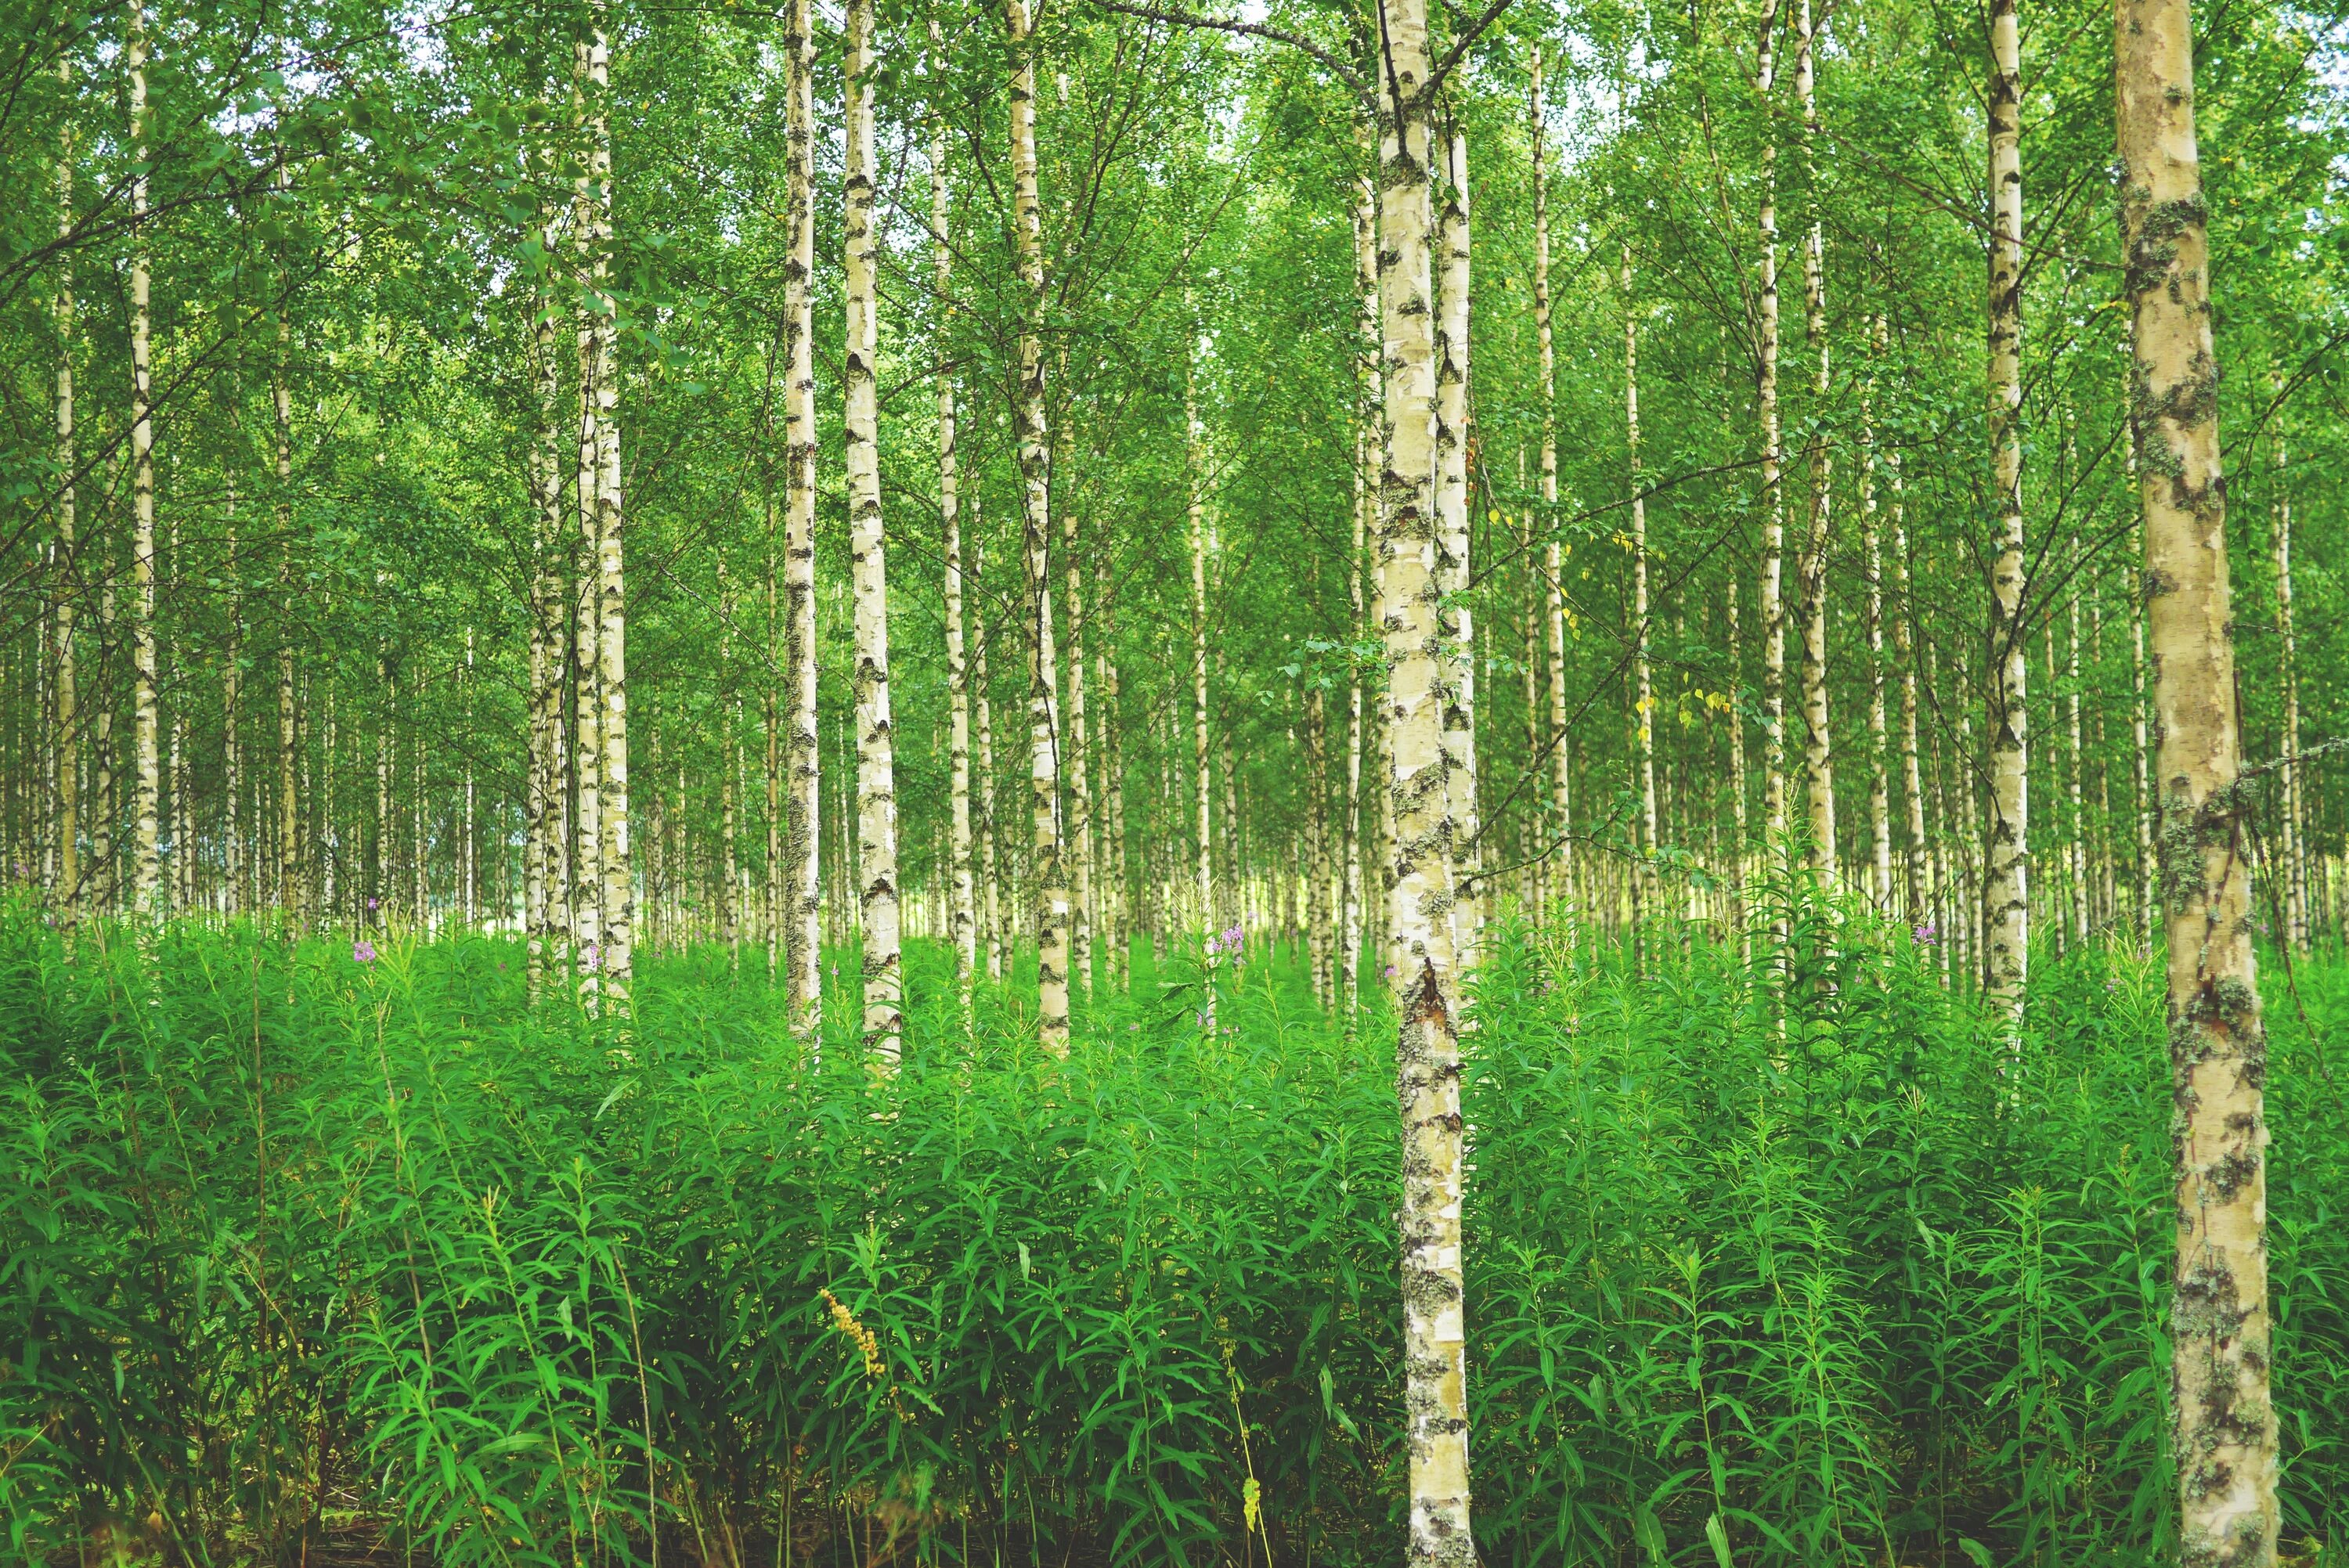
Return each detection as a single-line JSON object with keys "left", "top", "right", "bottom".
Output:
{"left": 2, "top": 0, "right": 2343, "bottom": 1560}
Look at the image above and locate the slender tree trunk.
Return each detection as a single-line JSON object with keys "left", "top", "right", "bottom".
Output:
{"left": 1626, "top": 254, "right": 1657, "bottom": 955}
{"left": 1103, "top": 622, "right": 1128, "bottom": 987}
{"left": 223, "top": 500, "right": 241, "bottom": 915}
{"left": 1063, "top": 448, "right": 1092, "bottom": 1000}
{"left": 2067, "top": 591, "right": 2087, "bottom": 944}
{"left": 525, "top": 217, "right": 560, "bottom": 984}
{"left": 1794, "top": 0, "right": 1835, "bottom": 881}
{"left": 2118, "top": 1, "right": 2278, "bottom": 1548}
{"left": 53, "top": 89, "right": 78, "bottom": 921}
{"left": 128, "top": 0, "right": 161, "bottom": 922}
{"left": 2117, "top": 338, "right": 2154, "bottom": 939}
{"left": 1189, "top": 355, "right": 1214, "bottom": 941}
{"left": 1727, "top": 571, "right": 1748, "bottom": 939}
{"left": 936, "top": 81, "right": 976, "bottom": 1004}
{"left": 1862, "top": 330, "right": 1891, "bottom": 909}
{"left": 1375, "top": 0, "right": 1474, "bottom": 1552}
{"left": 1519, "top": 505, "right": 1541, "bottom": 922}
{"left": 1532, "top": 45, "right": 1569, "bottom": 929}
{"left": 1008, "top": 0, "right": 1068, "bottom": 1054}
{"left": 1342, "top": 162, "right": 1377, "bottom": 1011}
{"left": 845, "top": 0, "right": 902, "bottom": 1063}
{"left": 570, "top": 49, "right": 604, "bottom": 991}
{"left": 785, "top": 0, "right": 822, "bottom": 1026}
{"left": 720, "top": 561, "right": 741, "bottom": 968}
{"left": 1755, "top": 0, "right": 1789, "bottom": 902}
{"left": 95, "top": 577, "right": 115, "bottom": 914}
{"left": 1434, "top": 128, "right": 1478, "bottom": 962}
{"left": 974, "top": 530, "right": 1001, "bottom": 982}
{"left": 2272, "top": 439, "right": 2304, "bottom": 950}
{"left": 584, "top": 7, "right": 633, "bottom": 1001}
{"left": 1983, "top": 0, "right": 2030, "bottom": 1031}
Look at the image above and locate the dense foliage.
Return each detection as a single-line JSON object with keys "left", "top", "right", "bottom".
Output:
{"left": 5, "top": 904, "right": 2344, "bottom": 1565}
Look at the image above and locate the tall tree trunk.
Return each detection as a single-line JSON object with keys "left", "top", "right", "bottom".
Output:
{"left": 2118, "top": 0, "right": 2278, "bottom": 1549}
{"left": 1862, "top": 328, "right": 1891, "bottom": 908}
{"left": 2123, "top": 337, "right": 2152, "bottom": 939}
{"left": 1518, "top": 504, "right": 1541, "bottom": 921}
{"left": 128, "top": 0, "right": 161, "bottom": 922}
{"left": 2067, "top": 590, "right": 2087, "bottom": 944}
{"left": 1342, "top": 160, "right": 1377, "bottom": 1011}
{"left": 1794, "top": 0, "right": 1835, "bottom": 881}
{"left": 1626, "top": 254, "right": 1656, "bottom": 954}
{"left": 1007, "top": 0, "right": 1068, "bottom": 1054}
{"left": 1375, "top": 0, "right": 1474, "bottom": 1554}
{"left": 1102, "top": 608, "right": 1128, "bottom": 988}
{"left": 276, "top": 305, "right": 302, "bottom": 927}
{"left": 974, "top": 528, "right": 1001, "bottom": 982}
{"left": 720, "top": 561, "right": 741, "bottom": 968}
{"left": 2272, "top": 439, "right": 2304, "bottom": 950}
{"left": 1883, "top": 320, "right": 1927, "bottom": 922}
{"left": 1434, "top": 128, "right": 1478, "bottom": 962}
{"left": 570, "top": 45, "right": 604, "bottom": 989}
{"left": 576, "top": 9, "right": 630, "bottom": 990}
{"left": 936, "top": 87, "right": 976, "bottom": 1004}
{"left": 223, "top": 503, "right": 241, "bottom": 914}
{"left": 1755, "top": 0, "right": 1789, "bottom": 903}
{"left": 53, "top": 84, "right": 78, "bottom": 921}
{"left": 1983, "top": 0, "right": 2030, "bottom": 1031}
{"left": 845, "top": 0, "right": 902, "bottom": 1064}
{"left": 585, "top": 7, "right": 632, "bottom": 1001}
{"left": 1189, "top": 355, "right": 1214, "bottom": 940}
{"left": 529, "top": 207, "right": 565, "bottom": 996}
{"left": 1063, "top": 442, "right": 1092, "bottom": 999}
{"left": 95, "top": 578, "right": 115, "bottom": 914}
{"left": 782, "top": 0, "right": 821, "bottom": 1023}
{"left": 1541, "top": 49, "right": 1560, "bottom": 929}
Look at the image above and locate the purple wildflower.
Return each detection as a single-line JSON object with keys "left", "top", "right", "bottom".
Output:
{"left": 1912, "top": 921, "right": 1939, "bottom": 946}
{"left": 367, "top": 897, "right": 379, "bottom": 910}
{"left": 353, "top": 939, "right": 377, "bottom": 964}
{"left": 1383, "top": 964, "right": 1398, "bottom": 981}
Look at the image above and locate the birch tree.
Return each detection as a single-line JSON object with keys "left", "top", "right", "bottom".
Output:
{"left": 936, "top": 63, "right": 976, "bottom": 1002}
{"left": 785, "top": 0, "right": 823, "bottom": 1026}
{"left": 1375, "top": 0, "right": 1473, "bottom": 1553}
{"left": 2117, "top": 0, "right": 2279, "bottom": 1550}
{"left": 1008, "top": 0, "right": 1070, "bottom": 1055}
{"left": 1983, "top": 0, "right": 2030, "bottom": 1030}
{"left": 845, "top": 0, "right": 904, "bottom": 1063}
{"left": 128, "top": 0, "right": 162, "bottom": 922}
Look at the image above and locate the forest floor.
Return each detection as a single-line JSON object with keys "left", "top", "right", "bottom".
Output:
{"left": 3, "top": 897, "right": 2345, "bottom": 1567}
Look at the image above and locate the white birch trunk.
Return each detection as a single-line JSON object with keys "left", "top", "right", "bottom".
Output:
{"left": 128, "top": 0, "right": 161, "bottom": 922}
{"left": 2272, "top": 442, "right": 2304, "bottom": 950}
{"left": 1188, "top": 355, "right": 1214, "bottom": 943}
{"left": 2118, "top": 0, "right": 2279, "bottom": 1546}
{"left": 935, "top": 80, "right": 976, "bottom": 1002}
{"left": 1626, "top": 254, "right": 1657, "bottom": 947}
{"left": 1861, "top": 333, "right": 1891, "bottom": 910}
{"left": 1007, "top": 0, "right": 1069, "bottom": 1054}
{"left": 1375, "top": 0, "right": 1474, "bottom": 1553}
{"left": 54, "top": 88, "right": 78, "bottom": 921}
{"left": 1983, "top": 0, "right": 2030, "bottom": 1030}
{"left": 785, "top": 0, "right": 823, "bottom": 1026}
{"left": 1795, "top": 0, "right": 1835, "bottom": 881}
{"left": 586, "top": 12, "right": 632, "bottom": 1002}
{"left": 845, "top": 0, "right": 902, "bottom": 1064}
{"left": 1434, "top": 129, "right": 1478, "bottom": 964}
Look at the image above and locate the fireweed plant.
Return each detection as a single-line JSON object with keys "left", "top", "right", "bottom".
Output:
{"left": 2, "top": 883, "right": 2344, "bottom": 1566}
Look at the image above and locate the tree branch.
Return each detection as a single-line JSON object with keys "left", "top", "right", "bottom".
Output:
{"left": 1084, "top": 0, "right": 1369, "bottom": 97}
{"left": 1420, "top": 0, "right": 1519, "bottom": 105}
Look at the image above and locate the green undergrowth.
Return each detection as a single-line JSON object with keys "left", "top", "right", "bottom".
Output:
{"left": 2, "top": 895, "right": 2344, "bottom": 1566}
